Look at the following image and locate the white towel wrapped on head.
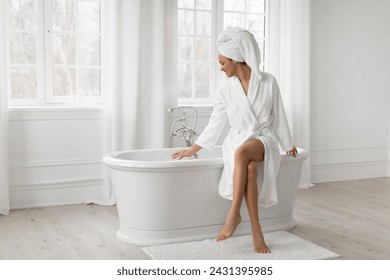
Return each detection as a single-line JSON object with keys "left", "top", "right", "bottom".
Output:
{"left": 216, "top": 27, "right": 262, "bottom": 79}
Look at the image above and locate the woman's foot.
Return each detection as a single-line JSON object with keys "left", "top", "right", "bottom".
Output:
{"left": 252, "top": 229, "right": 271, "bottom": 253}
{"left": 216, "top": 213, "right": 241, "bottom": 241}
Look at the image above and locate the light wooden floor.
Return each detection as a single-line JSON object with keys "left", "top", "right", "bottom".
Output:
{"left": 0, "top": 177, "right": 389, "bottom": 260}
{"left": 289, "top": 177, "right": 390, "bottom": 260}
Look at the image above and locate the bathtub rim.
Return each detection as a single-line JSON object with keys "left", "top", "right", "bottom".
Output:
{"left": 103, "top": 146, "right": 308, "bottom": 169}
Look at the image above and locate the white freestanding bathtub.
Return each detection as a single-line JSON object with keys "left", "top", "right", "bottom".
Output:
{"left": 103, "top": 146, "right": 307, "bottom": 246}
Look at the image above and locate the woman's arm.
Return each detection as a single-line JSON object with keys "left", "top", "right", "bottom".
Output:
{"left": 171, "top": 89, "right": 227, "bottom": 160}
{"left": 194, "top": 90, "right": 228, "bottom": 150}
{"left": 171, "top": 144, "right": 202, "bottom": 160}
{"left": 270, "top": 76, "right": 294, "bottom": 152}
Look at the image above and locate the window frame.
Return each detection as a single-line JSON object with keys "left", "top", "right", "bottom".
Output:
{"left": 176, "top": 0, "right": 271, "bottom": 106}
{"left": 6, "top": 0, "right": 102, "bottom": 108}
{"left": 176, "top": 0, "right": 217, "bottom": 105}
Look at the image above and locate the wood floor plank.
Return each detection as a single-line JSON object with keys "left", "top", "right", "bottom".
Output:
{"left": 0, "top": 177, "right": 389, "bottom": 259}
{"left": 290, "top": 177, "right": 390, "bottom": 260}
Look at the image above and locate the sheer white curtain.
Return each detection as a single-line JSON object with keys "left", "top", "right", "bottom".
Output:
{"left": 0, "top": 0, "right": 10, "bottom": 215}
{"left": 279, "top": 0, "right": 314, "bottom": 189}
{"left": 99, "top": 0, "right": 169, "bottom": 204}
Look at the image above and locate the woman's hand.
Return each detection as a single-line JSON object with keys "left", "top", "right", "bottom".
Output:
{"left": 286, "top": 146, "right": 298, "bottom": 157}
{"left": 171, "top": 149, "right": 196, "bottom": 160}
{"left": 172, "top": 144, "right": 202, "bottom": 160}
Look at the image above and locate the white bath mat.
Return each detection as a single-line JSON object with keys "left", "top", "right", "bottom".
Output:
{"left": 142, "top": 231, "right": 340, "bottom": 260}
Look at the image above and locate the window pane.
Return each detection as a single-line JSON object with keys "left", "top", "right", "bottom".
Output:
{"left": 78, "top": 69, "right": 100, "bottom": 96}
{"left": 196, "top": 11, "right": 211, "bottom": 35}
{"left": 246, "top": 15, "right": 265, "bottom": 36}
{"left": 53, "top": 67, "right": 76, "bottom": 96}
{"left": 178, "top": 36, "right": 194, "bottom": 62}
{"left": 196, "top": 0, "right": 211, "bottom": 10}
{"left": 224, "top": 12, "right": 245, "bottom": 28}
{"left": 178, "top": 0, "right": 194, "bottom": 9}
{"left": 175, "top": 0, "right": 269, "bottom": 104}
{"left": 10, "top": 32, "right": 37, "bottom": 64}
{"left": 195, "top": 64, "right": 209, "bottom": 98}
{"left": 52, "top": 0, "right": 75, "bottom": 32}
{"left": 178, "top": 63, "right": 192, "bottom": 98}
{"left": 247, "top": 0, "right": 265, "bottom": 13}
{"left": 9, "top": 0, "right": 37, "bottom": 30}
{"left": 258, "top": 39, "right": 265, "bottom": 64}
{"left": 78, "top": 1, "right": 100, "bottom": 33}
{"left": 10, "top": 67, "right": 37, "bottom": 99}
{"left": 78, "top": 35, "right": 100, "bottom": 65}
{"left": 53, "top": 34, "right": 75, "bottom": 65}
{"left": 195, "top": 37, "right": 210, "bottom": 61}
{"left": 178, "top": 10, "right": 194, "bottom": 35}
{"left": 224, "top": 0, "right": 245, "bottom": 12}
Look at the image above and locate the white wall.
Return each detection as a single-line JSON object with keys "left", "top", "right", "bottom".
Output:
{"left": 8, "top": 108, "right": 103, "bottom": 209}
{"left": 7, "top": 106, "right": 221, "bottom": 209}
{"left": 310, "top": 0, "right": 390, "bottom": 182}
{"left": 167, "top": 0, "right": 390, "bottom": 183}
{"left": 8, "top": 0, "right": 390, "bottom": 209}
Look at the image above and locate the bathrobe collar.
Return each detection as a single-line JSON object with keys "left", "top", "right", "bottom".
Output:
{"left": 233, "top": 70, "right": 258, "bottom": 108}
{"left": 231, "top": 74, "right": 264, "bottom": 133}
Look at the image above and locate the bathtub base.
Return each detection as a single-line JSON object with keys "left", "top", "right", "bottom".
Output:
{"left": 103, "top": 146, "right": 308, "bottom": 247}
{"left": 116, "top": 215, "right": 296, "bottom": 246}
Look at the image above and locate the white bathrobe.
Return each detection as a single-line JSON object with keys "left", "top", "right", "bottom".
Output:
{"left": 195, "top": 71, "right": 293, "bottom": 207}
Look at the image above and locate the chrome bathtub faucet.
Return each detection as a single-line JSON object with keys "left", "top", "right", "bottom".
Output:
{"left": 168, "top": 106, "right": 199, "bottom": 158}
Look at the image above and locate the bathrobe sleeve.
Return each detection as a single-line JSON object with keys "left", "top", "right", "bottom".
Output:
{"left": 270, "top": 78, "right": 294, "bottom": 151}
{"left": 195, "top": 90, "right": 228, "bottom": 151}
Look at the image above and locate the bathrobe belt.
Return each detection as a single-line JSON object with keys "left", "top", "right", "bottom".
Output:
{"left": 232, "top": 123, "right": 270, "bottom": 138}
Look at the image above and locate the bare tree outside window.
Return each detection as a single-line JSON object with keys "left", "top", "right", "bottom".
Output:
{"left": 9, "top": 0, "right": 38, "bottom": 100}
{"left": 177, "top": 0, "right": 267, "bottom": 104}
{"left": 7, "top": 0, "right": 101, "bottom": 106}
{"left": 177, "top": 0, "right": 212, "bottom": 100}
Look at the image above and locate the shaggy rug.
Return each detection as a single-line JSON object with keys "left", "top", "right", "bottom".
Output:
{"left": 142, "top": 231, "right": 340, "bottom": 260}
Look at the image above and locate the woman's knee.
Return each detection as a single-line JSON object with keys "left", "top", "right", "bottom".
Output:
{"left": 234, "top": 146, "right": 248, "bottom": 165}
{"left": 235, "top": 139, "right": 265, "bottom": 163}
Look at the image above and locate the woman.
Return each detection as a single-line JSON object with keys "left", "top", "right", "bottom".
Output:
{"left": 172, "top": 27, "right": 297, "bottom": 254}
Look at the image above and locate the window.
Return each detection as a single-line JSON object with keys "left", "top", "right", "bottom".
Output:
{"left": 7, "top": 0, "right": 101, "bottom": 107}
{"left": 177, "top": 0, "right": 268, "bottom": 105}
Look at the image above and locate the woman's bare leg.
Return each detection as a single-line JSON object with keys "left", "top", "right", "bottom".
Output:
{"left": 245, "top": 160, "right": 271, "bottom": 253}
{"left": 217, "top": 139, "right": 265, "bottom": 241}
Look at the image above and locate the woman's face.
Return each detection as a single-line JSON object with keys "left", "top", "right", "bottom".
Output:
{"left": 218, "top": 53, "right": 237, "bottom": 78}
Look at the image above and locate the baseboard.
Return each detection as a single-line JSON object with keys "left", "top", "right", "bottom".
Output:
{"left": 388, "top": 155, "right": 390, "bottom": 177}
{"left": 10, "top": 178, "right": 103, "bottom": 209}
{"left": 310, "top": 145, "right": 389, "bottom": 183}
{"left": 388, "top": 163, "right": 390, "bottom": 177}
{"left": 388, "top": 145, "right": 390, "bottom": 177}
{"left": 311, "top": 160, "right": 388, "bottom": 183}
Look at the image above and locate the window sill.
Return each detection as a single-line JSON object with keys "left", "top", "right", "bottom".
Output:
{"left": 168, "top": 104, "right": 214, "bottom": 118}
{"left": 8, "top": 107, "right": 103, "bottom": 121}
